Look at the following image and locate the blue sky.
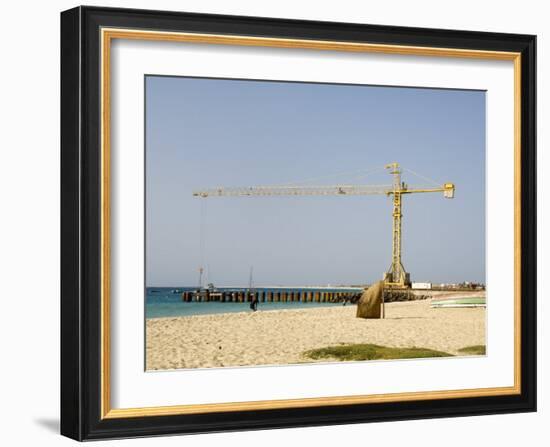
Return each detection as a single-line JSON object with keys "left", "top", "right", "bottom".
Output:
{"left": 145, "top": 76, "right": 485, "bottom": 287}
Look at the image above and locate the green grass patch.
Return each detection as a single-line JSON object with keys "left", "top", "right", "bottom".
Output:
{"left": 303, "top": 343, "right": 453, "bottom": 362}
{"left": 457, "top": 345, "right": 486, "bottom": 355}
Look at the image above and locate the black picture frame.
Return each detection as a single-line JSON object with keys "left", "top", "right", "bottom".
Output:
{"left": 61, "top": 5, "right": 536, "bottom": 441}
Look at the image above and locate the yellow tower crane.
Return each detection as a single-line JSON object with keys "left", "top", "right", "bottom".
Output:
{"left": 193, "top": 162, "right": 455, "bottom": 289}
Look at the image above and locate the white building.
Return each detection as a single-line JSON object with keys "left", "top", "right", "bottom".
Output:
{"left": 411, "top": 282, "right": 432, "bottom": 290}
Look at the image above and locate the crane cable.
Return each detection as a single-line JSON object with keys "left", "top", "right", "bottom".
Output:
{"left": 275, "top": 165, "right": 387, "bottom": 186}
{"left": 198, "top": 198, "right": 207, "bottom": 289}
{"left": 402, "top": 167, "right": 442, "bottom": 187}
{"left": 345, "top": 166, "right": 389, "bottom": 183}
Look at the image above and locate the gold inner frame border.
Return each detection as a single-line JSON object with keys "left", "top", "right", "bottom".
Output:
{"left": 100, "top": 27, "right": 522, "bottom": 419}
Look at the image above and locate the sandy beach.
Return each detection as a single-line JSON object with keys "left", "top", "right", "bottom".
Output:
{"left": 146, "top": 298, "right": 485, "bottom": 370}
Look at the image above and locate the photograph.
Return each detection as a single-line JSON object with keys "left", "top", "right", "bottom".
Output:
{"left": 144, "top": 76, "right": 487, "bottom": 371}
{"left": 56, "top": 4, "right": 537, "bottom": 441}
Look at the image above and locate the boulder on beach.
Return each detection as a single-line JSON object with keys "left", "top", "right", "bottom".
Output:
{"left": 356, "top": 281, "right": 384, "bottom": 319}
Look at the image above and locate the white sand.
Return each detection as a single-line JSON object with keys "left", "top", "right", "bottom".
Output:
{"left": 146, "top": 299, "right": 485, "bottom": 370}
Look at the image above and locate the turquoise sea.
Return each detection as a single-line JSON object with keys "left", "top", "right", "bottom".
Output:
{"left": 146, "top": 286, "right": 361, "bottom": 318}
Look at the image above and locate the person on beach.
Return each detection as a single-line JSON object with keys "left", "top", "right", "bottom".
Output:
{"left": 250, "top": 296, "right": 259, "bottom": 312}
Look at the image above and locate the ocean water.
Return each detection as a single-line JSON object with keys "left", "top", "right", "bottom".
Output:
{"left": 146, "top": 287, "right": 360, "bottom": 318}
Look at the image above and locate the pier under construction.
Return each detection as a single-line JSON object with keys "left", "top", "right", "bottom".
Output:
{"left": 182, "top": 289, "right": 359, "bottom": 303}
{"left": 180, "top": 288, "right": 429, "bottom": 303}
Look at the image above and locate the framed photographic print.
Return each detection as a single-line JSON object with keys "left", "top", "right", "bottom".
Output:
{"left": 60, "top": 6, "right": 536, "bottom": 441}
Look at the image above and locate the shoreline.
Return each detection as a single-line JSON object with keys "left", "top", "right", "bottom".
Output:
{"left": 146, "top": 303, "right": 345, "bottom": 320}
{"left": 146, "top": 299, "right": 486, "bottom": 370}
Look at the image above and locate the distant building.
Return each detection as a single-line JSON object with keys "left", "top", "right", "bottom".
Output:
{"left": 411, "top": 282, "right": 432, "bottom": 290}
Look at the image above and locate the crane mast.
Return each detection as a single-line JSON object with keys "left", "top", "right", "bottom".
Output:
{"left": 193, "top": 163, "right": 455, "bottom": 289}
{"left": 387, "top": 162, "right": 406, "bottom": 287}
